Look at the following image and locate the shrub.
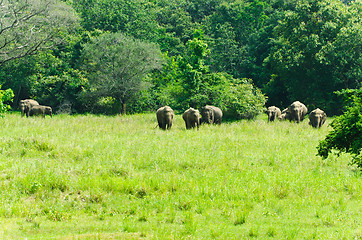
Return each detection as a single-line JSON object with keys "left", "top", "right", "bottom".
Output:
{"left": 223, "top": 78, "right": 267, "bottom": 120}
{"left": 317, "top": 88, "right": 362, "bottom": 168}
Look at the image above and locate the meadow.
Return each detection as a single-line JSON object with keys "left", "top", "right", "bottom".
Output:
{"left": 0, "top": 113, "right": 361, "bottom": 239}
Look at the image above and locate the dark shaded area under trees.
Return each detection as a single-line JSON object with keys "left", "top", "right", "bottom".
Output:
{"left": 0, "top": 0, "right": 361, "bottom": 117}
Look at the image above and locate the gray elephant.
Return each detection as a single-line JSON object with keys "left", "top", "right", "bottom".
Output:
{"left": 29, "top": 105, "right": 52, "bottom": 118}
{"left": 182, "top": 107, "right": 200, "bottom": 129}
{"left": 19, "top": 99, "right": 39, "bottom": 117}
{"left": 287, "top": 101, "right": 308, "bottom": 123}
{"left": 200, "top": 105, "right": 223, "bottom": 124}
{"left": 266, "top": 106, "right": 281, "bottom": 122}
{"left": 309, "top": 108, "right": 327, "bottom": 128}
{"left": 156, "top": 106, "right": 175, "bottom": 130}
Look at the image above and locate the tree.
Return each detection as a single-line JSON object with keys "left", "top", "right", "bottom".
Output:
{"left": 317, "top": 88, "right": 362, "bottom": 168}
{"left": 177, "top": 31, "right": 210, "bottom": 108}
{"left": 81, "top": 32, "right": 163, "bottom": 114}
{"left": 0, "top": 0, "right": 79, "bottom": 66}
{"left": 265, "top": 0, "right": 361, "bottom": 113}
{"left": 150, "top": 31, "right": 267, "bottom": 119}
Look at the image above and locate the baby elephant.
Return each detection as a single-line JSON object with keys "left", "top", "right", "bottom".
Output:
{"left": 266, "top": 106, "right": 281, "bottom": 122}
{"left": 156, "top": 106, "right": 175, "bottom": 130}
{"left": 309, "top": 108, "right": 327, "bottom": 128}
{"left": 182, "top": 107, "right": 200, "bottom": 129}
{"left": 29, "top": 105, "right": 53, "bottom": 118}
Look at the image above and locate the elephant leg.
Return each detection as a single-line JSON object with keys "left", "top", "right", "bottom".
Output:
{"left": 185, "top": 121, "right": 190, "bottom": 129}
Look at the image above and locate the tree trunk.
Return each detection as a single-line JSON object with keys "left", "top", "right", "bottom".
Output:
{"left": 120, "top": 102, "right": 126, "bottom": 115}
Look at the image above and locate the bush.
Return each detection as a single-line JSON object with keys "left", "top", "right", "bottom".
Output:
{"left": 223, "top": 78, "right": 267, "bottom": 120}
{"left": 0, "top": 86, "right": 14, "bottom": 116}
{"left": 317, "top": 88, "right": 362, "bottom": 168}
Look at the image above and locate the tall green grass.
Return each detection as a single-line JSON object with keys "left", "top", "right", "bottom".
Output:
{"left": 0, "top": 113, "right": 361, "bottom": 239}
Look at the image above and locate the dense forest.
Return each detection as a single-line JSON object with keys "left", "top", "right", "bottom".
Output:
{"left": 0, "top": 0, "right": 361, "bottom": 117}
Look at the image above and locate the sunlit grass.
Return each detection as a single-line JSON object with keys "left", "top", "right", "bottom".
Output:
{"left": 0, "top": 112, "right": 361, "bottom": 239}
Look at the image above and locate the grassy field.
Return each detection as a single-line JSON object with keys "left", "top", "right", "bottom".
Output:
{"left": 0, "top": 112, "right": 361, "bottom": 239}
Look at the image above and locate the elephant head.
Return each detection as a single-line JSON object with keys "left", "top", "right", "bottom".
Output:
{"left": 182, "top": 107, "right": 200, "bottom": 129}
{"left": 156, "top": 106, "right": 175, "bottom": 130}
{"left": 266, "top": 106, "right": 281, "bottom": 122}
{"left": 309, "top": 108, "right": 327, "bottom": 128}
{"left": 288, "top": 101, "right": 308, "bottom": 123}
{"left": 201, "top": 105, "right": 214, "bottom": 124}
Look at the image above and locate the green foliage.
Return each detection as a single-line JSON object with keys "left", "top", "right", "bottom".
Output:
{"left": 317, "top": 88, "right": 362, "bottom": 168}
{"left": 0, "top": 86, "right": 14, "bottom": 116}
{"left": 73, "top": 0, "right": 159, "bottom": 41}
{"left": 204, "top": 0, "right": 271, "bottom": 81}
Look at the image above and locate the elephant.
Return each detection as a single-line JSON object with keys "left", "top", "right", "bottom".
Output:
{"left": 266, "top": 106, "right": 281, "bottom": 122}
{"left": 279, "top": 108, "right": 291, "bottom": 121}
{"left": 19, "top": 99, "right": 39, "bottom": 117}
{"left": 156, "top": 106, "right": 175, "bottom": 130}
{"left": 287, "top": 101, "right": 308, "bottom": 123}
{"left": 309, "top": 108, "right": 327, "bottom": 128}
{"left": 182, "top": 107, "right": 200, "bottom": 129}
{"left": 200, "top": 105, "right": 223, "bottom": 124}
{"left": 29, "top": 105, "right": 52, "bottom": 118}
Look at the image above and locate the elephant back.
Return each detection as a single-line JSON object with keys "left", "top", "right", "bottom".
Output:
{"left": 157, "top": 106, "right": 174, "bottom": 116}
{"left": 183, "top": 107, "right": 199, "bottom": 119}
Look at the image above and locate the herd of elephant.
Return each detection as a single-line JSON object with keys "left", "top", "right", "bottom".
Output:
{"left": 156, "top": 105, "right": 222, "bottom": 130}
{"left": 18, "top": 99, "right": 326, "bottom": 129}
{"left": 19, "top": 99, "right": 52, "bottom": 118}
{"left": 266, "top": 101, "right": 327, "bottom": 128}
{"left": 157, "top": 101, "right": 327, "bottom": 130}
